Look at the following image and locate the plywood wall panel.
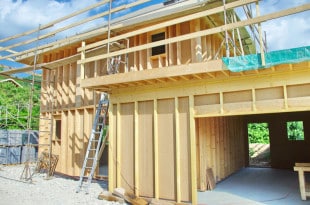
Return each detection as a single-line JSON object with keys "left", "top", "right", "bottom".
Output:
{"left": 157, "top": 98, "right": 176, "bottom": 200}
{"left": 178, "top": 97, "right": 191, "bottom": 202}
{"left": 74, "top": 109, "right": 84, "bottom": 176}
{"left": 60, "top": 111, "right": 68, "bottom": 174}
{"left": 196, "top": 116, "right": 247, "bottom": 188}
{"left": 67, "top": 110, "right": 75, "bottom": 176}
{"left": 120, "top": 103, "right": 135, "bottom": 193}
{"left": 138, "top": 100, "right": 154, "bottom": 197}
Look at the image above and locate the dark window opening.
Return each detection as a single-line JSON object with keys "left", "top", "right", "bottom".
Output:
{"left": 55, "top": 120, "right": 61, "bottom": 140}
{"left": 151, "top": 32, "right": 165, "bottom": 56}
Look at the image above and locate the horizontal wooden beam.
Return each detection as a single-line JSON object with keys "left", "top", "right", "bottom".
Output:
{"left": 80, "top": 60, "right": 223, "bottom": 88}
{"left": 0, "top": 0, "right": 110, "bottom": 44}
{"left": 78, "top": 0, "right": 259, "bottom": 52}
{"left": 0, "top": 0, "right": 150, "bottom": 61}
{"left": 78, "top": 3, "right": 310, "bottom": 64}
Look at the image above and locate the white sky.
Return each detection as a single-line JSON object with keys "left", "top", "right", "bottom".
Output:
{"left": 0, "top": 0, "right": 309, "bottom": 59}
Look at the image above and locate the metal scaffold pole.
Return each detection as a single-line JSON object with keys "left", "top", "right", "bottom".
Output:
{"left": 20, "top": 24, "right": 41, "bottom": 182}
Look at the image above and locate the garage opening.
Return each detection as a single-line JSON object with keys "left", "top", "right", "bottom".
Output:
{"left": 197, "top": 111, "right": 310, "bottom": 204}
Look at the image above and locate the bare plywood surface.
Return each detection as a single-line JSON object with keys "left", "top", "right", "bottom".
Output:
{"left": 157, "top": 98, "right": 176, "bottom": 200}
{"left": 178, "top": 97, "right": 191, "bottom": 202}
{"left": 138, "top": 101, "right": 154, "bottom": 197}
{"left": 120, "top": 103, "right": 135, "bottom": 194}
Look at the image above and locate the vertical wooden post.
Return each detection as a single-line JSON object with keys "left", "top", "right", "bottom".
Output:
{"left": 108, "top": 103, "right": 114, "bottom": 192}
{"left": 80, "top": 41, "right": 85, "bottom": 80}
{"left": 176, "top": 24, "right": 181, "bottom": 65}
{"left": 153, "top": 99, "right": 159, "bottom": 199}
{"left": 220, "top": 92, "right": 224, "bottom": 114}
{"left": 189, "top": 95, "right": 197, "bottom": 204}
{"left": 116, "top": 103, "right": 121, "bottom": 187}
{"left": 134, "top": 101, "right": 140, "bottom": 196}
{"left": 256, "top": 1, "right": 266, "bottom": 66}
{"left": 175, "top": 97, "right": 181, "bottom": 202}
{"left": 252, "top": 88, "right": 256, "bottom": 112}
{"left": 283, "top": 85, "right": 288, "bottom": 109}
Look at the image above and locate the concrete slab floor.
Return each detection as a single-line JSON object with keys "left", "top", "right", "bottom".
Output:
{"left": 198, "top": 167, "right": 310, "bottom": 205}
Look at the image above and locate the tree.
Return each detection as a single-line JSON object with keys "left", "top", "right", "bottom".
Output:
{"left": 287, "top": 121, "right": 304, "bottom": 140}
{"left": 248, "top": 123, "right": 270, "bottom": 144}
{"left": 0, "top": 75, "right": 41, "bottom": 130}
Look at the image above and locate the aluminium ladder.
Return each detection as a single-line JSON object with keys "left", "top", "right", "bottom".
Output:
{"left": 76, "top": 93, "right": 109, "bottom": 193}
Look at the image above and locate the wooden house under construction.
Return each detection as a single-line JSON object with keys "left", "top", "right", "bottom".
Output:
{"left": 1, "top": 0, "right": 310, "bottom": 203}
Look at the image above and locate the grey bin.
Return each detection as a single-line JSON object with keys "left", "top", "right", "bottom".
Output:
{"left": 8, "top": 130, "right": 23, "bottom": 146}
{"left": 22, "top": 131, "right": 39, "bottom": 145}
{"left": 0, "top": 130, "right": 8, "bottom": 145}
{"left": 8, "top": 147, "right": 21, "bottom": 164}
{"left": 0, "top": 147, "right": 8, "bottom": 164}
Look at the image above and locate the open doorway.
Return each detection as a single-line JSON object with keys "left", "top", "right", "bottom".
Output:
{"left": 247, "top": 122, "right": 271, "bottom": 167}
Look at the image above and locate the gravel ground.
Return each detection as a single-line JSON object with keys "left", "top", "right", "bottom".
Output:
{"left": 0, "top": 164, "right": 123, "bottom": 205}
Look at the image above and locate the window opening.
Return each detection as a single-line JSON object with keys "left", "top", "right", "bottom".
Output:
{"left": 287, "top": 121, "right": 304, "bottom": 141}
{"left": 55, "top": 119, "right": 61, "bottom": 140}
{"left": 151, "top": 32, "right": 165, "bottom": 56}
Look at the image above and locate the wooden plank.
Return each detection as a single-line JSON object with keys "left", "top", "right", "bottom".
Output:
{"left": 116, "top": 103, "right": 121, "bottom": 188}
{"left": 0, "top": 0, "right": 149, "bottom": 54}
{"left": 189, "top": 95, "right": 197, "bottom": 204}
{"left": 175, "top": 97, "right": 181, "bottom": 202}
{"left": 134, "top": 101, "right": 139, "bottom": 196}
{"left": 153, "top": 99, "right": 159, "bottom": 199}
{"left": 157, "top": 98, "right": 176, "bottom": 200}
{"left": 138, "top": 101, "right": 154, "bottom": 198}
{"left": 295, "top": 163, "right": 310, "bottom": 167}
{"left": 0, "top": 0, "right": 110, "bottom": 44}
{"left": 81, "top": 60, "right": 223, "bottom": 88}
{"left": 78, "top": 3, "right": 310, "bottom": 65}
{"left": 78, "top": 0, "right": 259, "bottom": 52}
{"left": 120, "top": 103, "right": 135, "bottom": 193}
{"left": 179, "top": 97, "right": 190, "bottom": 202}
{"left": 198, "top": 118, "right": 207, "bottom": 191}
{"left": 206, "top": 168, "right": 216, "bottom": 190}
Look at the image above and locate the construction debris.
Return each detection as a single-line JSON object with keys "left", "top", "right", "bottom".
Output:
{"left": 98, "top": 191, "right": 125, "bottom": 203}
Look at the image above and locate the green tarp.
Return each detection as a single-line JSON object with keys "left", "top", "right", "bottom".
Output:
{"left": 222, "top": 46, "right": 310, "bottom": 72}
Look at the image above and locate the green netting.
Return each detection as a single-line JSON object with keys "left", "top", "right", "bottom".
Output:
{"left": 222, "top": 46, "right": 310, "bottom": 72}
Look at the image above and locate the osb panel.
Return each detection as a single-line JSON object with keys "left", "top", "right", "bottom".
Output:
{"left": 138, "top": 100, "right": 154, "bottom": 197}
{"left": 157, "top": 98, "right": 176, "bottom": 200}
{"left": 120, "top": 102, "right": 135, "bottom": 193}
{"left": 178, "top": 97, "right": 191, "bottom": 202}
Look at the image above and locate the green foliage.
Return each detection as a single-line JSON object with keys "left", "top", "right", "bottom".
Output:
{"left": 287, "top": 121, "right": 304, "bottom": 140}
{"left": 248, "top": 123, "right": 270, "bottom": 144}
{"left": 0, "top": 75, "right": 41, "bottom": 130}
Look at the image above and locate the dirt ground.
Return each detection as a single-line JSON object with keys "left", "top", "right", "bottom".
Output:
{"left": 249, "top": 143, "right": 271, "bottom": 167}
{"left": 0, "top": 164, "right": 122, "bottom": 205}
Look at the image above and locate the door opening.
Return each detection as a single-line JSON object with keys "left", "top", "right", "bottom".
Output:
{"left": 247, "top": 122, "right": 271, "bottom": 167}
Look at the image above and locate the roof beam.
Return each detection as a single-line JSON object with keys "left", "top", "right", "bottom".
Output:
{"left": 78, "top": 3, "right": 310, "bottom": 64}
{"left": 0, "top": 0, "right": 110, "bottom": 44}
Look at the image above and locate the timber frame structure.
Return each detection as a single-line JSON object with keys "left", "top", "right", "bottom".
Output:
{"left": 1, "top": 0, "right": 310, "bottom": 203}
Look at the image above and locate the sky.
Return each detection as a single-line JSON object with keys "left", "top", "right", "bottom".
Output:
{"left": 0, "top": 0, "right": 309, "bottom": 68}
